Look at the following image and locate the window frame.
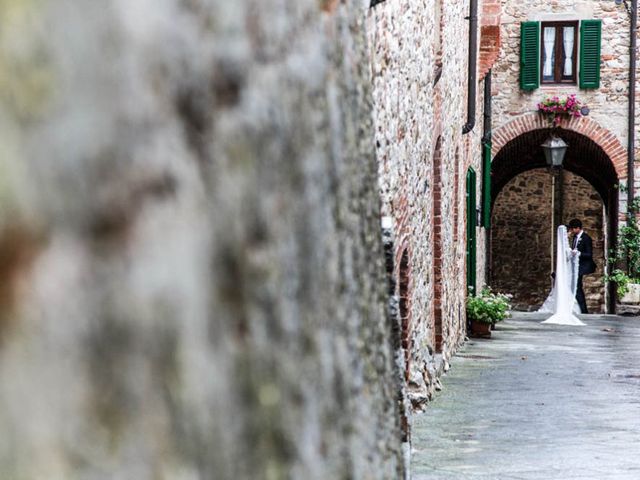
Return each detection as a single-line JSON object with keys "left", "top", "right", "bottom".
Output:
{"left": 539, "top": 20, "right": 579, "bottom": 85}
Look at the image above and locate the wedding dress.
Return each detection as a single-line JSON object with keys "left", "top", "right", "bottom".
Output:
{"left": 540, "top": 225, "right": 585, "bottom": 325}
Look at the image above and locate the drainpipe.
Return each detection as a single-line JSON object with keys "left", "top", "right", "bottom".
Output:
{"left": 627, "top": 0, "right": 637, "bottom": 217}
{"left": 481, "top": 70, "right": 492, "bottom": 192}
{"left": 462, "top": 0, "right": 479, "bottom": 134}
{"left": 481, "top": 71, "right": 492, "bottom": 146}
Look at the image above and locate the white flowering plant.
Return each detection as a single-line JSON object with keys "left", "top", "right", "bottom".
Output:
{"left": 466, "top": 288, "right": 512, "bottom": 325}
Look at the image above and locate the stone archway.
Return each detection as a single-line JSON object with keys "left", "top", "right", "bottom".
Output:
{"left": 489, "top": 120, "right": 620, "bottom": 313}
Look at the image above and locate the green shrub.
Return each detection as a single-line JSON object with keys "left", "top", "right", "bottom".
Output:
{"left": 466, "top": 288, "right": 512, "bottom": 325}
{"left": 607, "top": 191, "right": 640, "bottom": 295}
{"left": 606, "top": 269, "right": 632, "bottom": 297}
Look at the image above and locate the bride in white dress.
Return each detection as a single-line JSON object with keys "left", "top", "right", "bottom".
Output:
{"left": 539, "top": 225, "right": 585, "bottom": 325}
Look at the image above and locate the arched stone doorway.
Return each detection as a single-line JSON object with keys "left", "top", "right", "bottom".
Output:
{"left": 489, "top": 126, "right": 619, "bottom": 313}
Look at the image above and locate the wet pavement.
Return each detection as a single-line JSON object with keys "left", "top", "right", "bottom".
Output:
{"left": 411, "top": 312, "right": 640, "bottom": 480}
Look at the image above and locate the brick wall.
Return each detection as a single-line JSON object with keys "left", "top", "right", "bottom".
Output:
{"left": 492, "top": 169, "right": 605, "bottom": 312}
{"left": 480, "top": 0, "right": 501, "bottom": 80}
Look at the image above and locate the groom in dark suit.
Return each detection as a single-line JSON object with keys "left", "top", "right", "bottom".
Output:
{"left": 568, "top": 218, "right": 597, "bottom": 313}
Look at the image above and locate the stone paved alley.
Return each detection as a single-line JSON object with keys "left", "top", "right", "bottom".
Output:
{"left": 412, "top": 313, "right": 640, "bottom": 480}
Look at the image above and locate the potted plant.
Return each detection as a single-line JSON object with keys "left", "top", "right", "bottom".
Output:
{"left": 607, "top": 195, "right": 640, "bottom": 303}
{"left": 537, "top": 94, "right": 588, "bottom": 127}
{"left": 466, "top": 288, "right": 512, "bottom": 338}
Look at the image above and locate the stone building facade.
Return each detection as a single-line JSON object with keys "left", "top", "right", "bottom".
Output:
{"left": 489, "top": 0, "right": 640, "bottom": 312}
{"left": 494, "top": 1, "right": 635, "bottom": 157}
{"left": 368, "top": 0, "right": 501, "bottom": 407}
{"left": 360, "top": 0, "right": 501, "bottom": 407}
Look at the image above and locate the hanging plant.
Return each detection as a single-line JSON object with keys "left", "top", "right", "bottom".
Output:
{"left": 537, "top": 94, "right": 588, "bottom": 127}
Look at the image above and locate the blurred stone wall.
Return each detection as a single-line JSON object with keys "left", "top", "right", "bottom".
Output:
{"left": 0, "top": 1, "right": 405, "bottom": 478}
{"left": 492, "top": 169, "right": 605, "bottom": 312}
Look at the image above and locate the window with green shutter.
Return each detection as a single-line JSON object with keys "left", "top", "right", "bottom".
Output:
{"left": 520, "top": 21, "right": 540, "bottom": 90}
{"left": 580, "top": 20, "right": 602, "bottom": 89}
{"left": 520, "top": 19, "right": 602, "bottom": 89}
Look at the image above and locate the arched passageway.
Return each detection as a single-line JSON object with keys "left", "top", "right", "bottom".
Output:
{"left": 490, "top": 128, "right": 619, "bottom": 313}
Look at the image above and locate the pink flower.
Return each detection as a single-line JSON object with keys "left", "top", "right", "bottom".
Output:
{"left": 538, "top": 94, "right": 585, "bottom": 126}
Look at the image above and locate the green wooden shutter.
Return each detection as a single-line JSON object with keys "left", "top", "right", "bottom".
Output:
{"left": 580, "top": 19, "right": 602, "bottom": 89}
{"left": 520, "top": 21, "right": 540, "bottom": 91}
{"left": 466, "top": 168, "right": 477, "bottom": 295}
{"left": 481, "top": 142, "right": 492, "bottom": 229}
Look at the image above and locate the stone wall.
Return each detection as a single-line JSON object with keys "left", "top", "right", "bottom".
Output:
{"left": 368, "top": 0, "right": 491, "bottom": 407}
{"left": 0, "top": 1, "right": 406, "bottom": 478}
{"left": 563, "top": 172, "right": 606, "bottom": 312}
{"left": 492, "top": 169, "right": 605, "bottom": 312}
{"left": 491, "top": 170, "right": 554, "bottom": 309}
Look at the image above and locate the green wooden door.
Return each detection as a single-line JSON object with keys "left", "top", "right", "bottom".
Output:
{"left": 466, "top": 168, "right": 477, "bottom": 295}
{"left": 481, "top": 142, "right": 492, "bottom": 229}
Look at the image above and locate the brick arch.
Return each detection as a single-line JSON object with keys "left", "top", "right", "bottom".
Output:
{"left": 492, "top": 113, "right": 627, "bottom": 179}
{"left": 432, "top": 136, "right": 444, "bottom": 354}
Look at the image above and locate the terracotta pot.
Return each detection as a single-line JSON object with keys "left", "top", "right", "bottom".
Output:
{"left": 469, "top": 319, "right": 492, "bottom": 338}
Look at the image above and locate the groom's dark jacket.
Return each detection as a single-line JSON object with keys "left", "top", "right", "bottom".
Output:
{"left": 574, "top": 232, "right": 597, "bottom": 275}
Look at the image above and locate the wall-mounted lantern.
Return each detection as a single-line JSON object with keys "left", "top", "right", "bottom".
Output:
{"left": 541, "top": 135, "right": 569, "bottom": 169}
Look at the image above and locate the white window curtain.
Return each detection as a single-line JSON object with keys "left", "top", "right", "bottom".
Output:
{"left": 563, "top": 26, "right": 575, "bottom": 76}
{"left": 543, "top": 27, "right": 556, "bottom": 78}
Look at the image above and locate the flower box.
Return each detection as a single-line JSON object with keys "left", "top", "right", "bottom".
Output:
{"left": 537, "top": 94, "right": 587, "bottom": 127}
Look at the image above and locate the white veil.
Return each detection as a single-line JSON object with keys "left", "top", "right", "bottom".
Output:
{"left": 540, "top": 225, "right": 585, "bottom": 325}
